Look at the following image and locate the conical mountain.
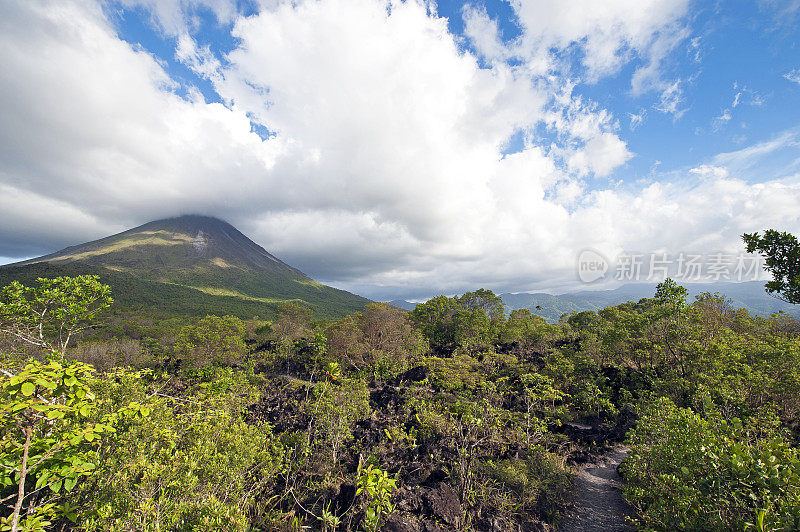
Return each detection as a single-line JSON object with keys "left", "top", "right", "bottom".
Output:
{"left": 2, "top": 215, "right": 370, "bottom": 319}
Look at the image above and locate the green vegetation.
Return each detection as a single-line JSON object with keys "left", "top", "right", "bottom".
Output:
{"left": 174, "top": 314, "right": 248, "bottom": 369}
{"left": 0, "top": 276, "right": 112, "bottom": 354}
{"left": 744, "top": 229, "right": 800, "bottom": 304}
{"left": 0, "top": 360, "right": 149, "bottom": 531}
{"left": 356, "top": 464, "right": 397, "bottom": 531}
{"left": 0, "top": 260, "right": 367, "bottom": 322}
{"left": 623, "top": 398, "right": 800, "bottom": 531}
{"left": 2, "top": 231, "right": 799, "bottom": 531}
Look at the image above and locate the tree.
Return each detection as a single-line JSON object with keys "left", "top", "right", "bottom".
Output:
{"left": 272, "top": 302, "right": 313, "bottom": 342}
{"left": 411, "top": 290, "right": 505, "bottom": 354}
{"left": 654, "top": 277, "right": 688, "bottom": 312}
{"left": 0, "top": 361, "right": 147, "bottom": 532}
{"left": 174, "top": 315, "right": 248, "bottom": 369}
{"left": 517, "top": 373, "right": 565, "bottom": 444}
{"left": 410, "top": 295, "right": 460, "bottom": 352}
{"left": 458, "top": 289, "right": 504, "bottom": 322}
{"left": 304, "top": 375, "right": 369, "bottom": 464}
{"left": 326, "top": 304, "right": 423, "bottom": 378}
{"left": 742, "top": 230, "right": 800, "bottom": 304}
{"left": 0, "top": 276, "right": 113, "bottom": 356}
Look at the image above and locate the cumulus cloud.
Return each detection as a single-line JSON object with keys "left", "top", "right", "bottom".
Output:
{"left": 511, "top": 0, "right": 689, "bottom": 79}
{"left": 463, "top": 0, "right": 694, "bottom": 118}
{"left": 690, "top": 165, "right": 730, "bottom": 180}
{"left": 0, "top": 0, "right": 799, "bottom": 301}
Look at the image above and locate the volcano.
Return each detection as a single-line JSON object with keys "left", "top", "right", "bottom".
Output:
{"left": 1, "top": 215, "right": 370, "bottom": 319}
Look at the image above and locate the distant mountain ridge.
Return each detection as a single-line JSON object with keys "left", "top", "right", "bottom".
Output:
{"left": 386, "top": 299, "right": 417, "bottom": 311}
{"left": 501, "top": 281, "right": 800, "bottom": 323}
{"left": 1, "top": 215, "right": 370, "bottom": 319}
{"left": 387, "top": 282, "right": 799, "bottom": 323}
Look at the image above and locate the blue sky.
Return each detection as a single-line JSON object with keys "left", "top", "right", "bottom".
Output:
{"left": 1, "top": 0, "right": 800, "bottom": 299}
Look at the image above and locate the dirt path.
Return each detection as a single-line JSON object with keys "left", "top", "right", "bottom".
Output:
{"left": 557, "top": 447, "right": 634, "bottom": 532}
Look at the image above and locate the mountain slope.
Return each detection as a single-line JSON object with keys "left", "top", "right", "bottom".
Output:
{"left": 1, "top": 215, "right": 370, "bottom": 319}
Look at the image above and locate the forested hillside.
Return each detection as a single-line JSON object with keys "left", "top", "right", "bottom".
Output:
{"left": 1, "top": 269, "right": 798, "bottom": 531}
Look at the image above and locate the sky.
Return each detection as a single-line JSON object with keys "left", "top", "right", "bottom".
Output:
{"left": 1, "top": 0, "right": 799, "bottom": 300}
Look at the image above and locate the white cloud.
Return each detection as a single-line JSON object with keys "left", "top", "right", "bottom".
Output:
{"left": 712, "top": 109, "right": 732, "bottom": 131}
{"left": 175, "top": 33, "right": 222, "bottom": 79}
{"left": 114, "top": 0, "right": 240, "bottom": 36}
{"left": 461, "top": 4, "right": 508, "bottom": 64}
{"left": 1, "top": 0, "right": 799, "bottom": 300}
{"left": 653, "top": 79, "right": 687, "bottom": 118}
{"left": 760, "top": 0, "right": 800, "bottom": 22}
{"left": 732, "top": 83, "right": 766, "bottom": 107}
{"left": 785, "top": 68, "right": 800, "bottom": 85}
{"left": 462, "top": 0, "right": 693, "bottom": 118}
{"left": 690, "top": 164, "right": 729, "bottom": 180}
{"left": 712, "top": 131, "right": 799, "bottom": 173}
{"left": 628, "top": 110, "right": 646, "bottom": 130}
{"left": 510, "top": 0, "right": 690, "bottom": 79}
{"left": 566, "top": 133, "right": 633, "bottom": 177}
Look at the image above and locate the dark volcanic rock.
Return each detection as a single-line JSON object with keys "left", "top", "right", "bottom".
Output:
{"left": 383, "top": 514, "right": 423, "bottom": 532}
{"left": 422, "top": 521, "right": 449, "bottom": 532}
{"left": 395, "top": 487, "right": 424, "bottom": 513}
{"left": 423, "top": 483, "right": 461, "bottom": 528}
{"left": 476, "top": 517, "right": 552, "bottom": 532}
{"left": 332, "top": 482, "right": 356, "bottom": 517}
{"left": 393, "top": 365, "right": 429, "bottom": 383}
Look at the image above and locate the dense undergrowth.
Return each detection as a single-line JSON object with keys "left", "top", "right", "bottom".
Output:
{"left": 1, "top": 276, "right": 799, "bottom": 531}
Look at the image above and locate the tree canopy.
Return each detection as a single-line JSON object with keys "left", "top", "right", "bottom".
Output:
{"left": 0, "top": 276, "right": 112, "bottom": 355}
{"left": 743, "top": 230, "right": 800, "bottom": 304}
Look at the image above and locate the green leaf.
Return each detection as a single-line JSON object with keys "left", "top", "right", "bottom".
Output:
{"left": 21, "top": 382, "right": 35, "bottom": 396}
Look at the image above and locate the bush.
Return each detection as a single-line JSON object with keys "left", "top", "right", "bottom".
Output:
{"left": 622, "top": 397, "right": 800, "bottom": 531}
{"left": 0, "top": 361, "right": 148, "bottom": 531}
{"left": 73, "top": 370, "right": 284, "bottom": 531}
{"left": 304, "top": 375, "right": 370, "bottom": 464}
{"left": 479, "top": 448, "right": 572, "bottom": 520}
{"left": 174, "top": 315, "right": 248, "bottom": 369}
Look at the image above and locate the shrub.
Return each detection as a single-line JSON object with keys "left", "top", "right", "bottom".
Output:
{"left": 0, "top": 361, "right": 148, "bottom": 532}
{"left": 479, "top": 447, "right": 572, "bottom": 520}
{"left": 622, "top": 397, "right": 800, "bottom": 531}
{"left": 304, "top": 376, "right": 370, "bottom": 464}
{"left": 73, "top": 370, "right": 284, "bottom": 532}
{"left": 356, "top": 464, "right": 397, "bottom": 531}
{"left": 174, "top": 315, "right": 248, "bottom": 369}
